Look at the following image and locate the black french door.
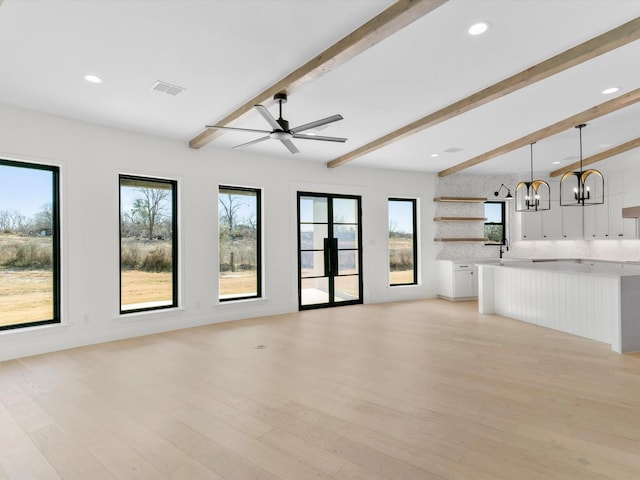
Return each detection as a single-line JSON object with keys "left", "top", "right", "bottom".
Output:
{"left": 297, "top": 192, "right": 363, "bottom": 310}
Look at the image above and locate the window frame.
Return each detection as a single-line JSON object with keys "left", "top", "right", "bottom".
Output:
{"left": 0, "top": 158, "right": 60, "bottom": 331}
{"left": 388, "top": 197, "right": 418, "bottom": 287}
{"left": 218, "top": 185, "right": 262, "bottom": 302}
{"left": 118, "top": 174, "right": 178, "bottom": 314}
{"left": 484, "top": 200, "right": 507, "bottom": 245}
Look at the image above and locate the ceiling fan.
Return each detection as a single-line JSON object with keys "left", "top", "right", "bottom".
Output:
{"left": 205, "top": 92, "right": 346, "bottom": 154}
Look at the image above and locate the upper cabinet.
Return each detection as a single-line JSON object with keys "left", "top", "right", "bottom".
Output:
{"left": 520, "top": 173, "right": 635, "bottom": 240}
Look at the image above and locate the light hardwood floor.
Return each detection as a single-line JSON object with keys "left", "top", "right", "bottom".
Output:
{"left": 1, "top": 299, "right": 640, "bottom": 479}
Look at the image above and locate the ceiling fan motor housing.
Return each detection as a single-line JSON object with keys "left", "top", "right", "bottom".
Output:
{"left": 274, "top": 92, "right": 288, "bottom": 103}
{"left": 277, "top": 118, "right": 290, "bottom": 131}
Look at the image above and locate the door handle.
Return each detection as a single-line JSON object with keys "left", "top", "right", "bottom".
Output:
{"left": 323, "top": 238, "right": 331, "bottom": 276}
{"left": 331, "top": 238, "right": 339, "bottom": 276}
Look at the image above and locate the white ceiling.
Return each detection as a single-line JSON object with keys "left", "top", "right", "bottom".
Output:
{"left": 0, "top": 0, "right": 639, "bottom": 176}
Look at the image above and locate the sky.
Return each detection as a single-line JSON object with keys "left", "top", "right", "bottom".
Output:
{"left": 2, "top": 163, "right": 416, "bottom": 233}
{"left": 0, "top": 163, "right": 53, "bottom": 218}
{"left": 388, "top": 200, "right": 415, "bottom": 233}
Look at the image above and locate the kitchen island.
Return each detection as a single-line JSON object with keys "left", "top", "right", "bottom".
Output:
{"left": 477, "top": 260, "right": 640, "bottom": 353}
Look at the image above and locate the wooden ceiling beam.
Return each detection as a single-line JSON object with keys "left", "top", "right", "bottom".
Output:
{"left": 327, "top": 16, "right": 640, "bottom": 169}
{"left": 437, "top": 88, "right": 640, "bottom": 177}
{"left": 550, "top": 136, "right": 640, "bottom": 177}
{"left": 189, "top": 0, "right": 448, "bottom": 150}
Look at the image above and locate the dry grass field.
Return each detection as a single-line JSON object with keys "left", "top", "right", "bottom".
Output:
{"left": 2, "top": 234, "right": 413, "bottom": 326}
{"left": 1, "top": 269, "right": 258, "bottom": 326}
{"left": 120, "top": 270, "right": 173, "bottom": 307}
{"left": 220, "top": 272, "right": 257, "bottom": 297}
{"left": 0, "top": 268, "right": 53, "bottom": 327}
{"left": 389, "top": 237, "right": 415, "bottom": 285}
{"left": 390, "top": 269, "right": 415, "bottom": 284}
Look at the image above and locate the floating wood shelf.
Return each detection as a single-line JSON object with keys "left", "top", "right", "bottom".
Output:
{"left": 434, "top": 216, "right": 487, "bottom": 222}
{"left": 434, "top": 238, "right": 487, "bottom": 242}
{"left": 433, "top": 197, "right": 487, "bottom": 203}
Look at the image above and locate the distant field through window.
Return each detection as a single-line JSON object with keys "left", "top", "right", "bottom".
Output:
{"left": 219, "top": 186, "right": 261, "bottom": 301}
{"left": 0, "top": 159, "right": 60, "bottom": 330}
{"left": 119, "top": 175, "right": 177, "bottom": 313}
{"left": 388, "top": 198, "right": 417, "bottom": 286}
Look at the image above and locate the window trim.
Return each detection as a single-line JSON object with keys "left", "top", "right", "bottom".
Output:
{"left": 218, "top": 185, "right": 262, "bottom": 302}
{"left": 484, "top": 200, "right": 507, "bottom": 245}
{"left": 0, "top": 158, "right": 60, "bottom": 331}
{"left": 119, "top": 174, "right": 178, "bottom": 314}
{"left": 388, "top": 197, "right": 418, "bottom": 287}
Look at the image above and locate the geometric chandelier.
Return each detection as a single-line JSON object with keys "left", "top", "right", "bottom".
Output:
{"left": 559, "top": 123, "right": 604, "bottom": 206}
{"left": 515, "top": 142, "right": 550, "bottom": 212}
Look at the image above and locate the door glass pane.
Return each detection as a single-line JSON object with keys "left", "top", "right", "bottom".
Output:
{"left": 334, "top": 224, "right": 357, "bottom": 249}
{"left": 300, "top": 196, "right": 328, "bottom": 223}
{"left": 338, "top": 250, "right": 358, "bottom": 275}
{"left": 333, "top": 198, "right": 357, "bottom": 224}
{"left": 301, "top": 277, "right": 329, "bottom": 306}
{"left": 300, "top": 224, "right": 328, "bottom": 250}
{"left": 334, "top": 275, "right": 359, "bottom": 303}
{"left": 300, "top": 251, "right": 325, "bottom": 278}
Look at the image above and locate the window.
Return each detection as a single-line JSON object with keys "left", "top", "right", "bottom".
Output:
{"left": 388, "top": 198, "right": 417, "bottom": 286}
{"left": 119, "top": 175, "right": 177, "bottom": 313}
{"left": 0, "top": 159, "right": 60, "bottom": 330}
{"left": 219, "top": 186, "right": 261, "bottom": 301}
{"left": 484, "top": 201, "right": 506, "bottom": 245}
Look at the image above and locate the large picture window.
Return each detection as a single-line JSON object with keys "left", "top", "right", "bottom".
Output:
{"left": 0, "top": 159, "right": 60, "bottom": 330}
{"left": 119, "top": 175, "right": 177, "bottom": 313}
{"left": 484, "top": 201, "right": 506, "bottom": 245}
{"left": 388, "top": 198, "right": 417, "bottom": 286}
{"left": 219, "top": 186, "right": 261, "bottom": 301}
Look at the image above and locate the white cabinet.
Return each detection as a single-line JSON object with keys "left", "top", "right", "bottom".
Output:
{"left": 521, "top": 211, "right": 542, "bottom": 240}
{"left": 454, "top": 265, "right": 477, "bottom": 298}
{"left": 562, "top": 206, "right": 583, "bottom": 239}
{"left": 541, "top": 200, "right": 562, "bottom": 239}
{"left": 584, "top": 203, "right": 609, "bottom": 239}
{"left": 437, "top": 260, "right": 478, "bottom": 300}
{"left": 520, "top": 180, "right": 560, "bottom": 241}
{"left": 609, "top": 193, "right": 626, "bottom": 238}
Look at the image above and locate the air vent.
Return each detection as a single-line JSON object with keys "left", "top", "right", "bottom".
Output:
{"left": 150, "top": 80, "right": 185, "bottom": 96}
{"left": 444, "top": 147, "right": 463, "bottom": 153}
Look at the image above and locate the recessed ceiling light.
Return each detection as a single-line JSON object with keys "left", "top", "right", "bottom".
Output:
{"left": 84, "top": 74, "right": 103, "bottom": 84}
{"left": 468, "top": 21, "right": 490, "bottom": 36}
{"left": 430, "top": 153, "right": 439, "bottom": 157}
{"left": 552, "top": 161, "right": 561, "bottom": 165}
{"left": 602, "top": 87, "right": 619, "bottom": 95}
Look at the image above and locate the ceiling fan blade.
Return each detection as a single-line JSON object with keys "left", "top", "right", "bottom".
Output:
{"left": 232, "top": 136, "right": 270, "bottom": 149}
{"left": 292, "top": 133, "right": 347, "bottom": 143}
{"left": 280, "top": 139, "right": 300, "bottom": 154}
{"left": 254, "top": 105, "right": 281, "bottom": 131}
{"left": 205, "top": 125, "right": 270, "bottom": 134}
{"left": 290, "top": 114, "right": 343, "bottom": 134}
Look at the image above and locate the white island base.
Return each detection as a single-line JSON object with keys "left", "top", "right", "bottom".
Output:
{"left": 478, "top": 262, "right": 640, "bottom": 353}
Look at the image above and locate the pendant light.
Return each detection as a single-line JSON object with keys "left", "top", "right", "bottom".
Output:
{"left": 515, "top": 142, "right": 550, "bottom": 212}
{"left": 560, "top": 124, "right": 604, "bottom": 206}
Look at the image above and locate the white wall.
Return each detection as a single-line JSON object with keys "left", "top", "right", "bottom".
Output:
{"left": 0, "top": 103, "right": 436, "bottom": 361}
